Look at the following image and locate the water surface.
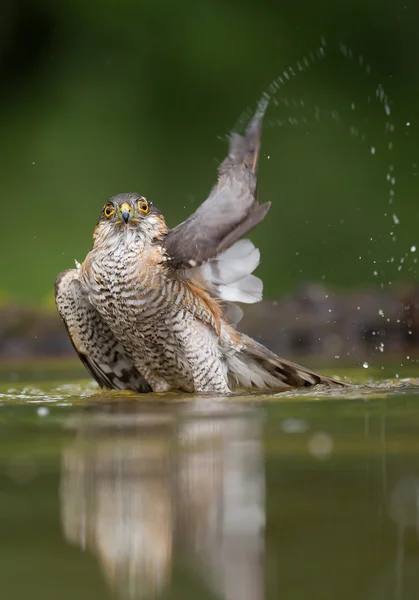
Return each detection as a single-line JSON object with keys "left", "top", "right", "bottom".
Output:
{"left": 1, "top": 370, "right": 419, "bottom": 600}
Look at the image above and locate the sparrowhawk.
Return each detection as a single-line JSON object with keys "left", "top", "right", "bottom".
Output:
{"left": 55, "top": 106, "right": 345, "bottom": 394}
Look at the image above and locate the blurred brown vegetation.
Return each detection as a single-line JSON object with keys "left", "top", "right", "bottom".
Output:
{"left": 1, "top": 283, "right": 418, "bottom": 365}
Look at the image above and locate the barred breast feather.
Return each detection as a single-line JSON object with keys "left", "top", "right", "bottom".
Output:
{"left": 55, "top": 269, "right": 151, "bottom": 392}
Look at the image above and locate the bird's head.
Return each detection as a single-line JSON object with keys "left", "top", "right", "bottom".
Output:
{"left": 93, "top": 193, "right": 167, "bottom": 247}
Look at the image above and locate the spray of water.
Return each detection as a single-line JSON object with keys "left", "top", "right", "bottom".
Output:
{"left": 229, "top": 38, "right": 417, "bottom": 373}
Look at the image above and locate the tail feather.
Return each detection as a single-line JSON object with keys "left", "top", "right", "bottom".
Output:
{"left": 228, "top": 334, "right": 347, "bottom": 390}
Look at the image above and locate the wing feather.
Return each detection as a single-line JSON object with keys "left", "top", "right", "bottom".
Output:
{"left": 163, "top": 101, "right": 270, "bottom": 269}
{"left": 55, "top": 270, "right": 151, "bottom": 393}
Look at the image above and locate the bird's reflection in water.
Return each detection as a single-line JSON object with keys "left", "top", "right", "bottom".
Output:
{"left": 60, "top": 401, "right": 265, "bottom": 600}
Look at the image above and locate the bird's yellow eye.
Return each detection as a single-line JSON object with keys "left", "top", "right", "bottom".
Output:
{"left": 138, "top": 199, "right": 149, "bottom": 214}
{"left": 104, "top": 204, "right": 114, "bottom": 219}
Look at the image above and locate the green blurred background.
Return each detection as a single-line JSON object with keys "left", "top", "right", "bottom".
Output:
{"left": 1, "top": 0, "right": 418, "bottom": 304}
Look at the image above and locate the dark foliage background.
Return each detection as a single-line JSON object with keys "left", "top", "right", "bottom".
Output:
{"left": 1, "top": 0, "right": 419, "bottom": 302}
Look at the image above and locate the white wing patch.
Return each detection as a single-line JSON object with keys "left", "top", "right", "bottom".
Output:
{"left": 191, "top": 239, "right": 263, "bottom": 305}
{"left": 217, "top": 274, "right": 263, "bottom": 304}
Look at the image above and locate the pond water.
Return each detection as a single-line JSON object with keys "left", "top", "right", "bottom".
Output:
{"left": 1, "top": 367, "right": 419, "bottom": 600}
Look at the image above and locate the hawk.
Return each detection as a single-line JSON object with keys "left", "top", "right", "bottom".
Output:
{"left": 55, "top": 105, "right": 345, "bottom": 394}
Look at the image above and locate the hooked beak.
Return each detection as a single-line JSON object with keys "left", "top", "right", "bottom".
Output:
{"left": 119, "top": 202, "right": 132, "bottom": 224}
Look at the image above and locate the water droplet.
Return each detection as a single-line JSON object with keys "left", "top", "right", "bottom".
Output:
{"left": 307, "top": 432, "right": 334, "bottom": 461}
{"left": 363, "top": 362, "right": 369, "bottom": 369}
{"left": 411, "top": 245, "right": 416, "bottom": 252}
{"left": 282, "top": 418, "right": 309, "bottom": 434}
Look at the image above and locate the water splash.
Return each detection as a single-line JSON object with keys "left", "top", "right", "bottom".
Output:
{"left": 242, "top": 39, "right": 419, "bottom": 370}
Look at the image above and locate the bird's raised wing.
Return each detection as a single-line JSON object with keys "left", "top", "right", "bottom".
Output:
{"left": 55, "top": 270, "right": 151, "bottom": 393}
{"left": 163, "top": 102, "right": 271, "bottom": 270}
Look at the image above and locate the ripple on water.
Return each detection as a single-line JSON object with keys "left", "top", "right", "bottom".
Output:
{"left": 1, "top": 376, "right": 419, "bottom": 406}
{"left": 0, "top": 381, "right": 98, "bottom": 405}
